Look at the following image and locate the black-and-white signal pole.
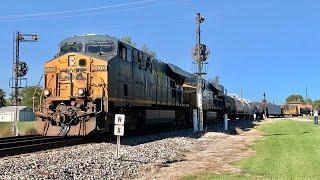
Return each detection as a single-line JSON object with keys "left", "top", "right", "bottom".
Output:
{"left": 192, "top": 13, "right": 210, "bottom": 132}
{"left": 10, "top": 31, "right": 38, "bottom": 136}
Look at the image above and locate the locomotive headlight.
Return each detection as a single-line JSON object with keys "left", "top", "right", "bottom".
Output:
{"left": 78, "top": 88, "right": 85, "bottom": 95}
{"left": 43, "top": 89, "right": 51, "bottom": 96}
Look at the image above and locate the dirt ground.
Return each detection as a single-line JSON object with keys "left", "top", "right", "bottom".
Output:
{"left": 138, "top": 118, "right": 279, "bottom": 180}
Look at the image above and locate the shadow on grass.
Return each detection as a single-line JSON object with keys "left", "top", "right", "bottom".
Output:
{"left": 265, "top": 131, "right": 310, "bottom": 136}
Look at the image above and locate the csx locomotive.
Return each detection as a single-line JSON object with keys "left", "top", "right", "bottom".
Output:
{"left": 35, "top": 34, "right": 266, "bottom": 136}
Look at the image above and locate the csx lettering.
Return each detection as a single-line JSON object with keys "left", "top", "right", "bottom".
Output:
{"left": 92, "top": 65, "right": 107, "bottom": 71}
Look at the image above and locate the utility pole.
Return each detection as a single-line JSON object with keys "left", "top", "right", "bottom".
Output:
{"left": 192, "top": 13, "right": 210, "bottom": 132}
{"left": 262, "top": 92, "right": 267, "bottom": 119}
{"left": 9, "top": 31, "right": 38, "bottom": 136}
{"left": 306, "top": 86, "right": 308, "bottom": 105}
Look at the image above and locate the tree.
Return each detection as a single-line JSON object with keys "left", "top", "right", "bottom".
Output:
{"left": 120, "top": 36, "right": 157, "bottom": 57}
{"left": 313, "top": 100, "right": 320, "bottom": 109}
{"left": 285, "top": 94, "right": 304, "bottom": 104}
{"left": 120, "top": 36, "right": 137, "bottom": 48}
{"left": 20, "top": 86, "right": 43, "bottom": 108}
{"left": 305, "top": 98, "right": 313, "bottom": 105}
{"left": 0, "top": 89, "right": 6, "bottom": 107}
{"left": 141, "top": 44, "right": 157, "bottom": 57}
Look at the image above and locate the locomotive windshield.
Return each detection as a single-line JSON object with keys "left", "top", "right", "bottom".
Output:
{"left": 59, "top": 43, "right": 83, "bottom": 54}
{"left": 85, "top": 40, "right": 115, "bottom": 55}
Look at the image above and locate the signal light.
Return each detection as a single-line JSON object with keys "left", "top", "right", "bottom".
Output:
{"left": 16, "top": 62, "right": 28, "bottom": 77}
{"left": 32, "top": 35, "right": 38, "bottom": 41}
{"left": 43, "top": 89, "right": 51, "bottom": 96}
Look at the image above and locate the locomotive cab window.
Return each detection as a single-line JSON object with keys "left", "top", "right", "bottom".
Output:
{"left": 85, "top": 41, "right": 115, "bottom": 55}
{"left": 60, "top": 42, "right": 83, "bottom": 54}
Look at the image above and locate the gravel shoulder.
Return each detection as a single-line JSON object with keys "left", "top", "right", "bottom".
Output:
{"left": 140, "top": 122, "right": 264, "bottom": 179}
{"left": 0, "top": 119, "right": 271, "bottom": 180}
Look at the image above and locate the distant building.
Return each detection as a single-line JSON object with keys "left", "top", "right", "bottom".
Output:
{"left": 0, "top": 106, "right": 35, "bottom": 122}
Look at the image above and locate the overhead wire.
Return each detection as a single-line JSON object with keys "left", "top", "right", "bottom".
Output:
{"left": 0, "top": 0, "right": 158, "bottom": 19}
{"left": 12, "top": 0, "right": 189, "bottom": 22}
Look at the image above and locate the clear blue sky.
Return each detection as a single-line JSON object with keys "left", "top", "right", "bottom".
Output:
{"left": 0, "top": 0, "right": 318, "bottom": 104}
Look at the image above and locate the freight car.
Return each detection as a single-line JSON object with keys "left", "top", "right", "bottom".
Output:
{"left": 266, "top": 103, "right": 282, "bottom": 117}
{"left": 224, "top": 95, "right": 264, "bottom": 120}
{"left": 35, "top": 34, "right": 228, "bottom": 136}
{"left": 282, "top": 103, "right": 312, "bottom": 116}
{"left": 183, "top": 76, "right": 225, "bottom": 124}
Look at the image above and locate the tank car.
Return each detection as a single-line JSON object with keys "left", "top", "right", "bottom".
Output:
{"left": 250, "top": 102, "right": 265, "bottom": 119}
{"left": 224, "top": 95, "right": 252, "bottom": 119}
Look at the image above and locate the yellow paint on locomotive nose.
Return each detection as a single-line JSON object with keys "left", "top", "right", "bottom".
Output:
{"left": 44, "top": 53, "right": 108, "bottom": 100}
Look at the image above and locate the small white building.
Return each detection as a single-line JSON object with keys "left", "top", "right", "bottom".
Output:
{"left": 0, "top": 106, "right": 35, "bottom": 122}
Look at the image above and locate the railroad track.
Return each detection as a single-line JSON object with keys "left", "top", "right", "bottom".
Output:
{"left": 0, "top": 135, "right": 90, "bottom": 158}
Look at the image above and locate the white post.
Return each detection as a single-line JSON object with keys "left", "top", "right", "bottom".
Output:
{"left": 224, "top": 114, "right": 228, "bottom": 132}
{"left": 116, "top": 135, "right": 120, "bottom": 159}
{"left": 193, "top": 109, "right": 199, "bottom": 132}
{"left": 253, "top": 114, "right": 256, "bottom": 120}
{"left": 114, "top": 114, "right": 125, "bottom": 160}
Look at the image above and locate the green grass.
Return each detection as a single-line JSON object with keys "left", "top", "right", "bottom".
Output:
{"left": 184, "top": 119, "right": 320, "bottom": 180}
{"left": 0, "top": 121, "right": 36, "bottom": 137}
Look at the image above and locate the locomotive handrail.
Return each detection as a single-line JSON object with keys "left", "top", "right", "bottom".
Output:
{"left": 32, "top": 75, "right": 44, "bottom": 113}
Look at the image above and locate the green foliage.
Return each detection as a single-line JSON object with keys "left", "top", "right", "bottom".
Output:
{"left": 5, "top": 99, "right": 11, "bottom": 106}
{"left": 120, "top": 36, "right": 137, "bottom": 47}
{"left": 141, "top": 44, "right": 157, "bottom": 57}
{"left": 20, "top": 86, "right": 43, "bottom": 108}
{"left": 0, "top": 89, "right": 6, "bottom": 107}
{"left": 313, "top": 100, "right": 320, "bottom": 109}
{"left": 305, "top": 98, "right": 313, "bottom": 105}
{"left": 120, "top": 36, "right": 157, "bottom": 57}
{"left": 285, "top": 94, "right": 305, "bottom": 103}
{"left": 184, "top": 120, "right": 320, "bottom": 179}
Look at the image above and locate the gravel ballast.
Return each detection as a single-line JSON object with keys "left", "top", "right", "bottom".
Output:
{"left": 0, "top": 120, "right": 257, "bottom": 179}
{"left": 0, "top": 129, "right": 201, "bottom": 180}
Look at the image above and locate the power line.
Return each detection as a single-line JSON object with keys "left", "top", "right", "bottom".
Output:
{"left": 0, "top": 0, "right": 189, "bottom": 22}
{"left": 0, "top": 0, "right": 157, "bottom": 19}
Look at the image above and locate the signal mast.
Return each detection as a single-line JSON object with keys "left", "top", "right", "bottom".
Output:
{"left": 9, "top": 32, "right": 38, "bottom": 136}
{"left": 192, "top": 13, "right": 210, "bottom": 132}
